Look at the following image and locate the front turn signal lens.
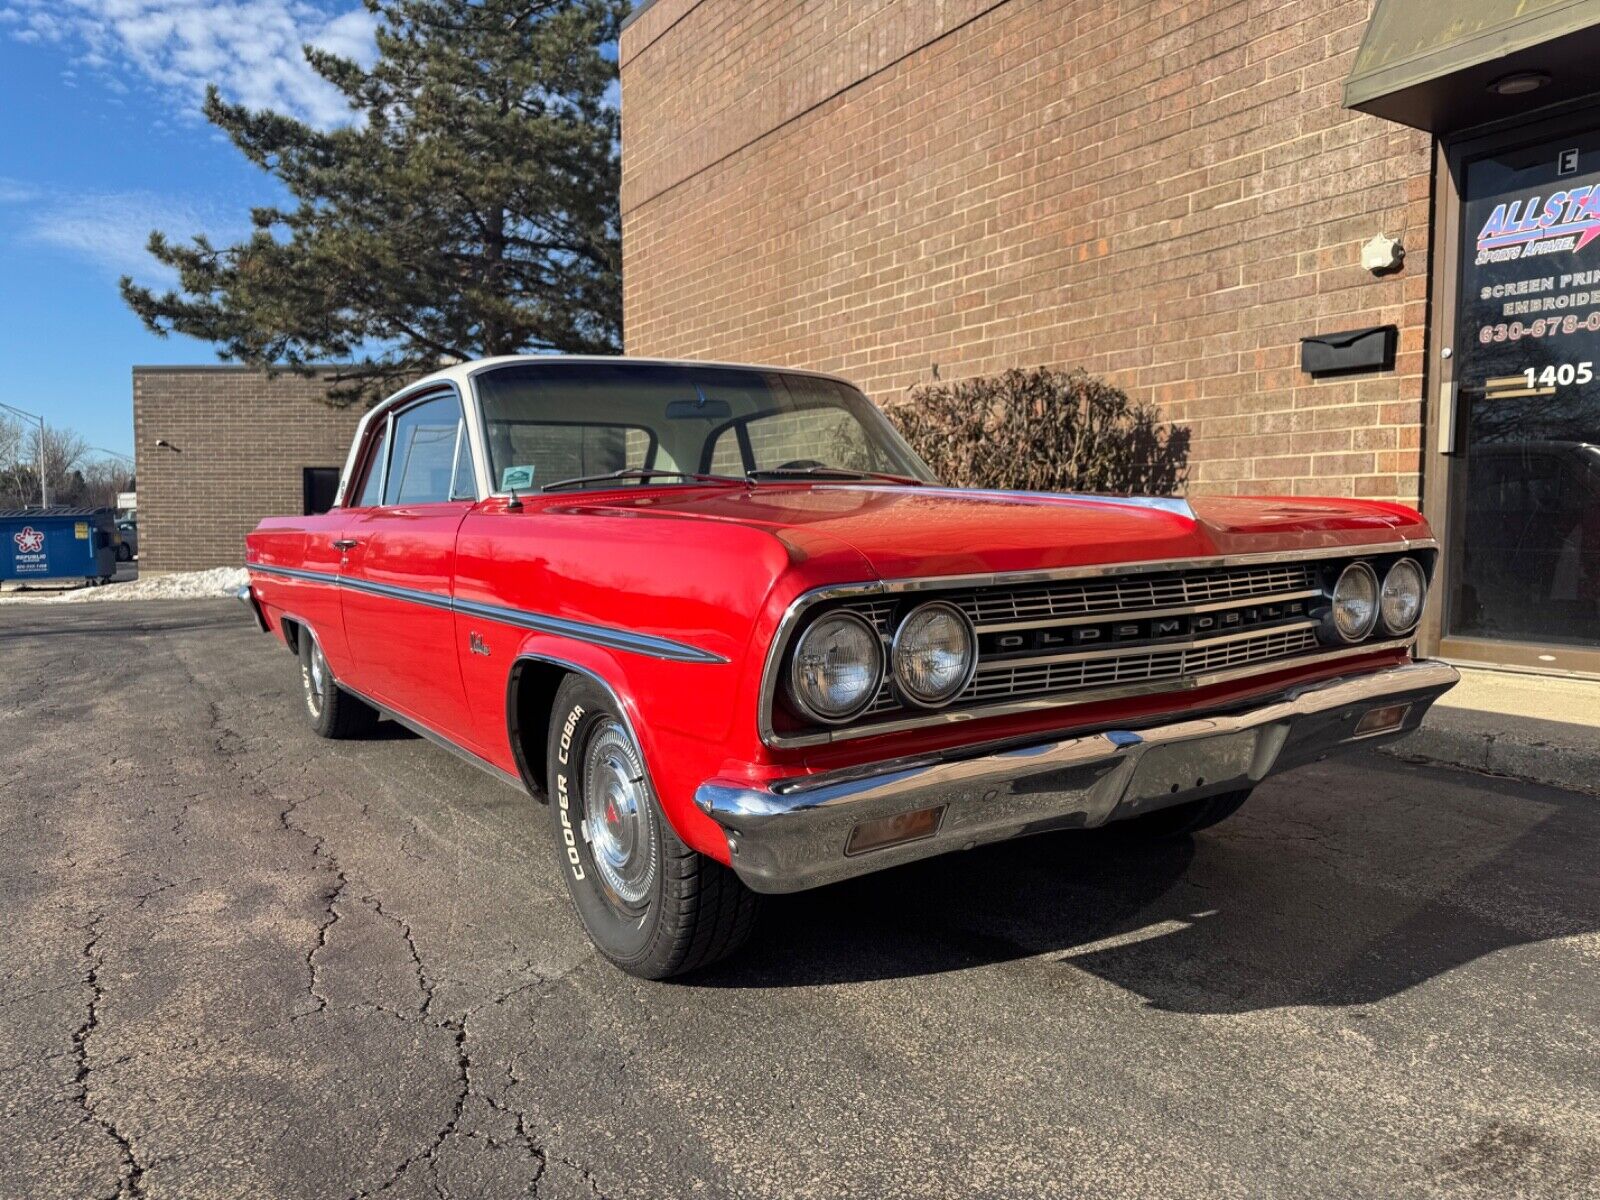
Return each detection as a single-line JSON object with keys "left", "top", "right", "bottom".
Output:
{"left": 845, "top": 805, "right": 945, "bottom": 856}
{"left": 1355, "top": 703, "right": 1411, "bottom": 737}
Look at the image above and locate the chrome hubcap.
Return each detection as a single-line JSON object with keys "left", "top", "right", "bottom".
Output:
{"left": 305, "top": 640, "right": 327, "bottom": 715}
{"left": 581, "top": 720, "right": 656, "bottom": 907}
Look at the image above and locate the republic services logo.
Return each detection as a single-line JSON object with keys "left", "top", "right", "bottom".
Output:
{"left": 13, "top": 526, "right": 45, "bottom": 554}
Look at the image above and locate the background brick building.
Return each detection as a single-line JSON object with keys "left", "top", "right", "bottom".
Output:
{"left": 621, "top": 0, "right": 1600, "bottom": 677}
{"left": 132, "top": 367, "right": 363, "bottom": 572}
{"left": 619, "top": 0, "right": 1432, "bottom": 503}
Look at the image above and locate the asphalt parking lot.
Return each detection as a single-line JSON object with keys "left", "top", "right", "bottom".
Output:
{"left": 3, "top": 601, "right": 1597, "bottom": 1200}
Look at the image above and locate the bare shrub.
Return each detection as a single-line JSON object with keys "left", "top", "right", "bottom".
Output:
{"left": 884, "top": 366, "right": 1190, "bottom": 495}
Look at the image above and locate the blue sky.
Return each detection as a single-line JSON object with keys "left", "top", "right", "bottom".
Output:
{"left": 0, "top": 0, "right": 382, "bottom": 460}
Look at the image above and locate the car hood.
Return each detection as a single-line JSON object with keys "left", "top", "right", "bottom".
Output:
{"left": 566, "top": 485, "right": 1426, "bottom": 580}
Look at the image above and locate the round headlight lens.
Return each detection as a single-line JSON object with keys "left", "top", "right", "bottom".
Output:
{"left": 891, "top": 601, "right": 976, "bottom": 708}
{"left": 1330, "top": 561, "right": 1380, "bottom": 642}
{"left": 1380, "top": 558, "right": 1426, "bottom": 634}
{"left": 788, "top": 611, "right": 882, "bottom": 722}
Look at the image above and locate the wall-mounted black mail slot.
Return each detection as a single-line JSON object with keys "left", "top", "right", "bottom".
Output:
{"left": 1300, "top": 325, "right": 1397, "bottom": 375}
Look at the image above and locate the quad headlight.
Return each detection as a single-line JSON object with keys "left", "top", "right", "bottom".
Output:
{"left": 891, "top": 601, "right": 977, "bottom": 708}
{"left": 1327, "top": 561, "right": 1380, "bottom": 643}
{"left": 1380, "top": 558, "right": 1427, "bottom": 635}
{"left": 788, "top": 610, "right": 882, "bottom": 722}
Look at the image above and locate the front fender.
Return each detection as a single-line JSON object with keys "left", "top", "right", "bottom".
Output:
{"left": 501, "top": 632, "right": 739, "bottom": 864}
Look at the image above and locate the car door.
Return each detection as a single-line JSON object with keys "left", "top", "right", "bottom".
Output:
{"left": 340, "top": 389, "right": 481, "bottom": 748}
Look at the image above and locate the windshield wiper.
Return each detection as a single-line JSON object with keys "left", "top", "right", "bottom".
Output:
{"left": 540, "top": 467, "right": 747, "bottom": 493}
{"left": 745, "top": 466, "right": 927, "bottom": 486}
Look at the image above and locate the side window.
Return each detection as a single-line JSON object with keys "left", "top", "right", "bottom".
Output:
{"left": 386, "top": 394, "right": 465, "bottom": 505}
{"left": 450, "top": 426, "right": 477, "bottom": 501}
{"left": 352, "top": 426, "right": 389, "bottom": 508}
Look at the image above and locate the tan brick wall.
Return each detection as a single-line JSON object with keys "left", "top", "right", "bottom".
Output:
{"left": 620, "top": 0, "right": 1433, "bottom": 503}
{"left": 132, "top": 367, "right": 367, "bottom": 572}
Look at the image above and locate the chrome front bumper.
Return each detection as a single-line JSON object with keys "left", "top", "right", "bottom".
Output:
{"left": 696, "top": 660, "right": 1459, "bottom": 893}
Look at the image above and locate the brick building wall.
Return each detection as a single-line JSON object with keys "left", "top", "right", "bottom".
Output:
{"left": 619, "top": 0, "right": 1434, "bottom": 503}
{"left": 132, "top": 367, "right": 366, "bottom": 572}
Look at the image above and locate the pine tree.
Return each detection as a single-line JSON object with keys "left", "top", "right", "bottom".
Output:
{"left": 122, "top": 0, "right": 626, "bottom": 406}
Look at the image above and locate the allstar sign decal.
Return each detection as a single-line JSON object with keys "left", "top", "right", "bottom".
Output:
{"left": 13, "top": 526, "right": 45, "bottom": 554}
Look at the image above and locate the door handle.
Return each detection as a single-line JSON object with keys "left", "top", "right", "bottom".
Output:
{"left": 333, "top": 538, "right": 359, "bottom": 551}
{"left": 1437, "top": 382, "right": 1459, "bottom": 456}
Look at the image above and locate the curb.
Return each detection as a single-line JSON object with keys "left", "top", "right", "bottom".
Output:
{"left": 1377, "top": 713, "right": 1600, "bottom": 796}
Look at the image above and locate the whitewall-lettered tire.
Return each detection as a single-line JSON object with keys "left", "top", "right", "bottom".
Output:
{"left": 545, "top": 674, "right": 759, "bottom": 979}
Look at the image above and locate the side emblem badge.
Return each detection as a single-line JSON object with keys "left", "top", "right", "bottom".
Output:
{"left": 469, "top": 632, "right": 491, "bottom": 657}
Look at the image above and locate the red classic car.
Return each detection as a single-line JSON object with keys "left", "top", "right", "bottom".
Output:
{"left": 241, "top": 356, "right": 1458, "bottom": 978}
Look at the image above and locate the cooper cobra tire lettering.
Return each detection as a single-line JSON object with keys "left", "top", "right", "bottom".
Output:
{"left": 558, "top": 703, "right": 584, "bottom": 765}
{"left": 556, "top": 703, "right": 586, "bottom": 881}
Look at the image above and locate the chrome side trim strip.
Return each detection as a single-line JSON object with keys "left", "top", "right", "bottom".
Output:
{"left": 253, "top": 563, "right": 340, "bottom": 587}
{"left": 246, "top": 563, "right": 728, "bottom": 664}
{"left": 756, "top": 540, "right": 1436, "bottom": 748}
{"left": 343, "top": 574, "right": 456, "bottom": 613}
{"left": 454, "top": 597, "right": 725, "bottom": 664}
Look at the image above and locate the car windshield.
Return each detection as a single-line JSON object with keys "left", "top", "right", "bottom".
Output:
{"left": 472, "top": 362, "right": 936, "bottom": 492}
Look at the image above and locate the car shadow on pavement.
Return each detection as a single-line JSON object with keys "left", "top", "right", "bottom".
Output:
{"left": 689, "top": 754, "right": 1599, "bottom": 1013}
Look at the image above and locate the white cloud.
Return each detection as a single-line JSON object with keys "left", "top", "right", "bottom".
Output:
{"left": 0, "top": 177, "right": 42, "bottom": 203}
{"left": 0, "top": 0, "right": 379, "bottom": 128}
{"left": 8, "top": 184, "right": 245, "bottom": 285}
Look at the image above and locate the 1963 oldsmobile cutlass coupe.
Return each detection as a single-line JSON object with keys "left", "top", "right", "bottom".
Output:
{"left": 242, "top": 356, "right": 1457, "bottom": 978}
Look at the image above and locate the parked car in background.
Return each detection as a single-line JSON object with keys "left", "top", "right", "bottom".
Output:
{"left": 240, "top": 356, "right": 1458, "bottom": 978}
{"left": 116, "top": 519, "right": 138, "bottom": 561}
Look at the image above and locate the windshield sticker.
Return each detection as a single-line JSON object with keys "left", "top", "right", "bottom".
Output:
{"left": 501, "top": 465, "right": 535, "bottom": 490}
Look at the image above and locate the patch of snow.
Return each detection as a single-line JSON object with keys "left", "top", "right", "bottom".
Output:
{"left": 1, "top": 567, "right": 249, "bottom": 603}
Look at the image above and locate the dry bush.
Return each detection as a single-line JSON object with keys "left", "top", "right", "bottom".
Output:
{"left": 885, "top": 366, "right": 1190, "bottom": 495}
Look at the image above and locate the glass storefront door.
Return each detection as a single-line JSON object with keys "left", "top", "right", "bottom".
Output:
{"left": 1448, "top": 127, "right": 1600, "bottom": 657}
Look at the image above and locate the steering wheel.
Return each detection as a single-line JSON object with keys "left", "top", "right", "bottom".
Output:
{"left": 773, "top": 459, "right": 826, "bottom": 471}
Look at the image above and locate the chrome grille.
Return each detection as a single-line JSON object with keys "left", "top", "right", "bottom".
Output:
{"left": 962, "top": 627, "right": 1320, "bottom": 705}
{"left": 949, "top": 562, "right": 1319, "bottom": 629}
{"left": 833, "top": 558, "right": 1334, "bottom": 725}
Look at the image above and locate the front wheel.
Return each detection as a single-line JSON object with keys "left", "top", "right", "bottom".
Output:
{"left": 1113, "top": 788, "right": 1251, "bottom": 839}
{"left": 546, "top": 675, "right": 759, "bottom": 979}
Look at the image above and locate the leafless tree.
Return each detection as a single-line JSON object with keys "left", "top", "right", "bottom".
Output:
{"left": 885, "top": 367, "right": 1191, "bottom": 496}
{"left": 0, "top": 413, "right": 23, "bottom": 475}
{"left": 0, "top": 422, "right": 97, "bottom": 509}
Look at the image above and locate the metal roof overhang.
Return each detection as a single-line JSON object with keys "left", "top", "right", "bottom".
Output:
{"left": 1345, "top": 0, "right": 1600, "bottom": 134}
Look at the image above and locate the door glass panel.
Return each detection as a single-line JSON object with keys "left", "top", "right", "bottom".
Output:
{"left": 1452, "top": 130, "right": 1600, "bottom": 649}
{"left": 352, "top": 428, "right": 388, "bottom": 508}
{"left": 385, "top": 395, "right": 464, "bottom": 506}
{"left": 450, "top": 422, "right": 477, "bottom": 500}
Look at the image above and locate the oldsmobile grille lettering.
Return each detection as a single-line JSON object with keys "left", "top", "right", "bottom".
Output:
{"left": 982, "top": 598, "right": 1310, "bottom": 659}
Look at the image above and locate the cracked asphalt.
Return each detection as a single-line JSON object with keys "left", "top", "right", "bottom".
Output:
{"left": 2, "top": 600, "right": 1598, "bottom": 1199}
